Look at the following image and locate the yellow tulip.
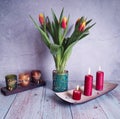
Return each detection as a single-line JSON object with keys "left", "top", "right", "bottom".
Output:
{"left": 78, "top": 20, "right": 86, "bottom": 32}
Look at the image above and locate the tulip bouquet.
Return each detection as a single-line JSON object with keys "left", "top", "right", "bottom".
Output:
{"left": 30, "top": 9, "right": 95, "bottom": 74}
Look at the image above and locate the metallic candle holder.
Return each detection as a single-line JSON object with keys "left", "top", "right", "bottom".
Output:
{"left": 31, "top": 70, "right": 42, "bottom": 84}
{"left": 5, "top": 74, "right": 17, "bottom": 91}
{"left": 19, "top": 73, "right": 30, "bottom": 87}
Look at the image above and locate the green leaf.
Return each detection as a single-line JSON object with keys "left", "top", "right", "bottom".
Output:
{"left": 84, "top": 23, "right": 96, "bottom": 32}
{"left": 52, "top": 22, "right": 58, "bottom": 44}
{"left": 51, "top": 9, "right": 60, "bottom": 44}
{"left": 46, "top": 17, "right": 52, "bottom": 33}
{"left": 60, "top": 40, "right": 78, "bottom": 69}
{"left": 60, "top": 47, "right": 72, "bottom": 70}
{"left": 51, "top": 9, "right": 59, "bottom": 26}
{"left": 50, "top": 43, "right": 61, "bottom": 55}
{"left": 29, "top": 15, "right": 50, "bottom": 48}
{"left": 86, "top": 19, "right": 92, "bottom": 25}
{"left": 59, "top": 8, "right": 64, "bottom": 23}
{"left": 58, "top": 26, "right": 62, "bottom": 45}
{"left": 77, "top": 33, "right": 89, "bottom": 40}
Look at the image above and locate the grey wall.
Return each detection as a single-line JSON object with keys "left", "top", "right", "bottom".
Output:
{"left": 0, "top": 0, "right": 120, "bottom": 85}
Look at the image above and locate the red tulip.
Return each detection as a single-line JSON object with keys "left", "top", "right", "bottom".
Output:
{"left": 39, "top": 13, "right": 45, "bottom": 25}
{"left": 78, "top": 20, "right": 86, "bottom": 32}
{"left": 61, "top": 17, "right": 67, "bottom": 29}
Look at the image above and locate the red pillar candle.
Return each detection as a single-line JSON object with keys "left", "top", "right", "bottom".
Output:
{"left": 84, "top": 68, "right": 93, "bottom": 96}
{"left": 72, "top": 85, "right": 81, "bottom": 100}
{"left": 96, "top": 66, "right": 104, "bottom": 90}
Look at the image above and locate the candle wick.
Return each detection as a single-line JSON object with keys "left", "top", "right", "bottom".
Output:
{"left": 76, "top": 85, "right": 80, "bottom": 90}
{"left": 88, "top": 67, "right": 91, "bottom": 74}
{"left": 99, "top": 66, "right": 101, "bottom": 71}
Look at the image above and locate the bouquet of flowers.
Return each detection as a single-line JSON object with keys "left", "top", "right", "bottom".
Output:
{"left": 30, "top": 8, "right": 95, "bottom": 74}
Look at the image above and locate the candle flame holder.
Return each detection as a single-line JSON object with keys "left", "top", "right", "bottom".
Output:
{"left": 1, "top": 70, "right": 46, "bottom": 96}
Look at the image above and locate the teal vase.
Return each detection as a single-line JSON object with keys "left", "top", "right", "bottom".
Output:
{"left": 53, "top": 70, "right": 68, "bottom": 92}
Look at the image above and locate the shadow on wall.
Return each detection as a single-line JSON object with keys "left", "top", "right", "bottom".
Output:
{"left": 112, "top": 62, "right": 120, "bottom": 80}
{"left": 29, "top": 27, "right": 50, "bottom": 72}
{"left": 31, "top": 31, "right": 54, "bottom": 89}
{"left": 34, "top": 40, "right": 53, "bottom": 89}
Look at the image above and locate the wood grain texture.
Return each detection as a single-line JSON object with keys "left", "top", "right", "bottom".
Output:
{"left": 39, "top": 88, "right": 72, "bottom": 119}
{"left": 70, "top": 100, "right": 108, "bottom": 119}
{"left": 0, "top": 81, "right": 120, "bottom": 119}
{"left": 0, "top": 87, "right": 16, "bottom": 119}
{"left": 97, "top": 93, "right": 120, "bottom": 119}
{"left": 4, "top": 87, "right": 46, "bottom": 119}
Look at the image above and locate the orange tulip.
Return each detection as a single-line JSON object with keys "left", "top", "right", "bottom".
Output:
{"left": 61, "top": 17, "right": 67, "bottom": 29}
{"left": 78, "top": 20, "right": 86, "bottom": 32}
{"left": 39, "top": 13, "right": 45, "bottom": 25}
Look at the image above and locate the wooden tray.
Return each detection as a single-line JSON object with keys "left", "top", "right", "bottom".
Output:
{"left": 1, "top": 80, "right": 46, "bottom": 96}
{"left": 55, "top": 82, "right": 118, "bottom": 104}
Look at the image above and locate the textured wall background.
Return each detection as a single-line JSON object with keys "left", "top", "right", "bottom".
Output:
{"left": 0, "top": 0, "right": 120, "bottom": 86}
